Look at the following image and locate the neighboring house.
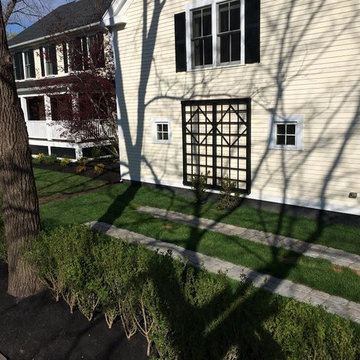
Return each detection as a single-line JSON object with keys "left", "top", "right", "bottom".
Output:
{"left": 102, "top": 0, "right": 359, "bottom": 216}
{"left": 9, "top": 0, "right": 115, "bottom": 160}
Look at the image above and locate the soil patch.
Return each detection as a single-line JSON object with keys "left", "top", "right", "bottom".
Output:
{"left": 0, "top": 262, "right": 147, "bottom": 360}
{"left": 33, "top": 158, "right": 121, "bottom": 184}
{"left": 38, "top": 183, "right": 113, "bottom": 205}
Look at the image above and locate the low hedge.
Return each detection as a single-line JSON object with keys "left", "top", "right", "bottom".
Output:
{"left": 25, "top": 225, "right": 359, "bottom": 359}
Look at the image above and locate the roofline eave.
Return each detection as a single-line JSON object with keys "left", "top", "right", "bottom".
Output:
{"left": 9, "top": 21, "right": 102, "bottom": 50}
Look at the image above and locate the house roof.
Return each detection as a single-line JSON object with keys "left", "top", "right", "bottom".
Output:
{"left": 8, "top": 0, "right": 113, "bottom": 48}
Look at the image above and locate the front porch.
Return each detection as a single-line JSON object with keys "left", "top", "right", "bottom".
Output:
{"left": 27, "top": 120, "right": 112, "bottom": 160}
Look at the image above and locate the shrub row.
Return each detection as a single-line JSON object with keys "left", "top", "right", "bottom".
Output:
{"left": 26, "top": 225, "right": 359, "bottom": 359}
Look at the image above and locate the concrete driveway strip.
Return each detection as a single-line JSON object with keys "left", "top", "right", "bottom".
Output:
{"left": 86, "top": 221, "right": 360, "bottom": 324}
{"left": 136, "top": 206, "right": 360, "bottom": 272}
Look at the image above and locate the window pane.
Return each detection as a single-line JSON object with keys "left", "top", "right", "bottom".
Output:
{"left": 89, "top": 33, "right": 105, "bottom": 68}
{"left": 287, "top": 135, "right": 296, "bottom": 145}
{"left": 157, "top": 124, "right": 162, "bottom": 132}
{"left": 27, "top": 97, "right": 45, "bottom": 120}
{"left": 70, "top": 38, "right": 83, "bottom": 71}
{"left": 157, "top": 132, "right": 163, "bottom": 140}
{"left": 276, "top": 135, "right": 285, "bottom": 145}
{"left": 220, "top": 34, "right": 230, "bottom": 63}
{"left": 192, "top": 10, "right": 202, "bottom": 38}
{"left": 287, "top": 124, "right": 296, "bottom": 134}
{"left": 13, "top": 53, "right": 24, "bottom": 80}
{"left": 45, "top": 45, "right": 58, "bottom": 75}
{"left": 203, "top": 37, "right": 213, "bottom": 65}
{"left": 203, "top": 7, "right": 212, "bottom": 36}
{"left": 231, "top": 32, "right": 240, "bottom": 61}
{"left": 82, "top": 36, "right": 89, "bottom": 70}
{"left": 163, "top": 124, "right": 168, "bottom": 132}
{"left": 277, "top": 124, "right": 286, "bottom": 134}
{"left": 25, "top": 50, "right": 35, "bottom": 78}
{"left": 219, "top": 3, "right": 229, "bottom": 33}
{"left": 193, "top": 39, "right": 203, "bottom": 66}
{"left": 163, "top": 133, "right": 169, "bottom": 140}
{"left": 63, "top": 43, "right": 68, "bottom": 73}
{"left": 230, "top": 1, "right": 241, "bottom": 30}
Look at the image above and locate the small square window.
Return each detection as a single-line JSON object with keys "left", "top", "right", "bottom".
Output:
{"left": 276, "top": 123, "right": 297, "bottom": 146}
{"left": 152, "top": 118, "right": 171, "bottom": 144}
{"left": 269, "top": 115, "right": 303, "bottom": 151}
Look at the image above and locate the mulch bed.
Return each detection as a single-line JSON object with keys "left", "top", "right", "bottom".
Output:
{"left": 33, "top": 158, "right": 121, "bottom": 184}
{"left": 0, "top": 262, "right": 147, "bottom": 360}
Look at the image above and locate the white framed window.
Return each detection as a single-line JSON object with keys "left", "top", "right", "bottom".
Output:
{"left": 152, "top": 118, "right": 172, "bottom": 144}
{"left": 24, "top": 50, "right": 36, "bottom": 78}
{"left": 269, "top": 115, "right": 303, "bottom": 151}
{"left": 186, "top": 0, "right": 245, "bottom": 70}
{"left": 12, "top": 52, "right": 24, "bottom": 80}
{"left": 42, "top": 44, "right": 58, "bottom": 76}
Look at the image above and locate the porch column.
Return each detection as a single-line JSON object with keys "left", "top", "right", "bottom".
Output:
{"left": 44, "top": 95, "right": 52, "bottom": 141}
{"left": 20, "top": 97, "right": 28, "bottom": 122}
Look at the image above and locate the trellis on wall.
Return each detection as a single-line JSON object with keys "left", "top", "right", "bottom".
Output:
{"left": 182, "top": 98, "right": 251, "bottom": 194}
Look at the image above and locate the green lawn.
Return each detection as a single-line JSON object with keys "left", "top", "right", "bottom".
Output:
{"left": 34, "top": 168, "right": 106, "bottom": 200}
{"left": 39, "top": 180, "right": 360, "bottom": 303}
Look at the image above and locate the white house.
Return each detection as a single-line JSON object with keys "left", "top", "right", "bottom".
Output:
{"left": 9, "top": 0, "right": 115, "bottom": 160}
{"left": 102, "top": 0, "right": 359, "bottom": 216}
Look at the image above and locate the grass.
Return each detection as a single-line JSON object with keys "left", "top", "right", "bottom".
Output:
{"left": 39, "top": 181, "right": 360, "bottom": 303}
{"left": 34, "top": 168, "right": 106, "bottom": 200}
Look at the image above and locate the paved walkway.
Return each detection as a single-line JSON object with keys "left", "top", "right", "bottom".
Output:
{"left": 86, "top": 221, "right": 360, "bottom": 324}
{"left": 137, "top": 206, "right": 360, "bottom": 272}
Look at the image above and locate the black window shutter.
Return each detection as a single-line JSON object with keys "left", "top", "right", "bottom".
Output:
{"left": 245, "top": 0, "right": 260, "bottom": 64}
{"left": 29, "top": 50, "right": 36, "bottom": 78}
{"left": 39, "top": 48, "right": 45, "bottom": 76}
{"left": 174, "top": 12, "right": 187, "bottom": 72}
{"left": 63, "top": 43, "right": 69, "bottom": 73}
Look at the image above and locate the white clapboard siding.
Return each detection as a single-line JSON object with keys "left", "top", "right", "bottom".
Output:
{"left": 115, "top": 0, "right": 360, "bottom": 215}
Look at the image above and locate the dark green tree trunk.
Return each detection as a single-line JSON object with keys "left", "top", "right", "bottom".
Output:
{"left": 0, "top": 5, "right": 43, "bottom": 297}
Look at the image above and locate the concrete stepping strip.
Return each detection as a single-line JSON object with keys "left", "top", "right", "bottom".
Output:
{"left": 86, "top": 221, "right": 360, "bottom": 324}
{"left": 137, "top": 206, "right": 360, "bottom": 272}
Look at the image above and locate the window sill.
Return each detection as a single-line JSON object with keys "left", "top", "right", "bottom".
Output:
{"left": 188, "top": 61, "right": 245, "bottom": 72}
{"left": 269, "top": 146, "right": 303, "bottom": 151}
{"left": 153, "top": 140, "right": 171, "bottom": 145}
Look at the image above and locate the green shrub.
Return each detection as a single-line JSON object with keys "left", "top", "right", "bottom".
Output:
{"left": 42, "top": 154, "right": 58, "bottom": 165}
{"left": 93, "top": 163, "right": 105, "bottom": 176}
{"left": 264, "top": 300, "right": 359, "bottom": 360}
{"left": 26, "top": 225, "right": 360, "bottom": 359}
{"left": 76, "top": 157, "right": 89, "bottom": 174}
{"left": 28, "top": 225, "right": 101, "bottom": 319}
{"left": 191, "top": 171, "right": 209, "bottom": 204}
{"left": 76, "top": 165, "right": 86, "bottom": 174}
{"left": 218, "top": 176, "right": 240, "bottom": 210}
{"left": 32, "top": 152, "right": 46, "bottom": 164}
{"left": 78, "top": 157, "right": 89, "bottom": 166}
{"left": 60, "top": 157, "right": 71, "bottom": 167}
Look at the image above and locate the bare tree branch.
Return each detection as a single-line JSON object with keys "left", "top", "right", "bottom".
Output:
{"left": 7, "top": 20, "right": 25, "bottom": 28}
{"left": 3, "top": 0, "right": 18, "bottom": 24}
{"left": 2, "top": 0, "right": 53, "bottom": 28}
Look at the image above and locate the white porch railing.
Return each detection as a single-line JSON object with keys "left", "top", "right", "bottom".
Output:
{"left": 27, "top": 121, "right": 48, "bottom": 139}
{"left": 26, "top": 121, "right": 76, "bottom": 141}
{"left": 26, "top": 120, "right": 113, "bottom": 141}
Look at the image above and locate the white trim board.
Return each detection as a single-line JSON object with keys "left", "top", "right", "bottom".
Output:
{"left": 102, "top": 0, "right": 133, "bottom": 27}
{"left": 120, "top": 174, "right": 360, "bottom": 217}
